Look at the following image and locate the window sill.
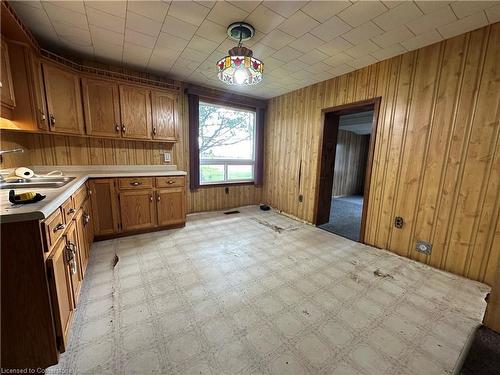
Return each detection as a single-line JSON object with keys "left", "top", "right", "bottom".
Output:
{"left": 198, "top": 181, "right": 255, "bottom": 188}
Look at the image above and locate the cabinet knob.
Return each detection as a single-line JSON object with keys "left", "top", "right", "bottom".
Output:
{"left": 157, "top": 195, "right": 160, "bottom": 202}
{"left": 49, "top": 115, "right": 56, "bottom": 127}
{"left": 53, "top": 223, "right": 65, "bottom": 232}
{"left": 40, "top": 111, "right": 46, "bottom": 122}
{"left": 167, "top": 180, "right": 174, "bottom": 184}
{"left": 87, "top": 188, "right": 92, "bottom": 196}
{"left": 121, "top": 124, "right": 126, "bottom": 133}
{"left": 152, "top": 127, "right": 157, "bottom": 135}
{"left": 83, "top": 213, "right": 90, "bottom": 225}
{"left": 68, "top": 208, "right": 75, "bottom": 214}
{"left": 115, "top": 124, "right": 120, "bottom": 132}
{"left": 150, "top": 195, "right": 153, "bottom": 202}
{"left": 130, "top": 181, "right": 142, "bottom": 186}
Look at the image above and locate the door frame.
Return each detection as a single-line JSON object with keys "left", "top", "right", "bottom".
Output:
{"left": 313, "top": 97, "right": 381, "bottom": 243}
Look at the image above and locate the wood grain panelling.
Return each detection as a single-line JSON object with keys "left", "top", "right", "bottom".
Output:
{"left": 332, "top": 130, "right": 369, "bottom": 197}
{"left": 263, "top": 23, "right": 500, "bottom": 285}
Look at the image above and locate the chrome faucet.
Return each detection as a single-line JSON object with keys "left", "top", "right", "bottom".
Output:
{"left": 0, "top": 148, "right": 24, "bottom": 163}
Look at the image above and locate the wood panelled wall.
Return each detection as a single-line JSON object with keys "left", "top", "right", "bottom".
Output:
{"left": 0, "top": 92, "right": 262, "bottom": 213}
{"left": 264, "top": 23, "right": 500, "bottom": 285}
{"left": 332, "top": 130, "right": 369, "bottom": 197}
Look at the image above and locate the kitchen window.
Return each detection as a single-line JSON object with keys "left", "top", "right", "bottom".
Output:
{"left": 199, "top": 101, "right": 256, "bottom": 185}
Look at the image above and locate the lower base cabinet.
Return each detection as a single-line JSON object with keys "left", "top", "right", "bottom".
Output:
{"left": 119, "top": 189, "right": 156, "bottom": 231}
{"left": 157, "top": 188, "right": 186, "bottom": 226}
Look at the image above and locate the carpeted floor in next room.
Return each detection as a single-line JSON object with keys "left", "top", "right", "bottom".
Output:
{"left": 319, "top": 195, "right": 363, "bottom": 241}
{"left": 47, "top": 206, "right": 489, "bottom": 375}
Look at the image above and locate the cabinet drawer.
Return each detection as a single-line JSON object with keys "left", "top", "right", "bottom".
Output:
{"left": 61, "top": 197, "right": 76, "bottom": 223}
{"left": 43, "top": 208, "right": 66, "bottom": 251}
{"left": 155, "top": 176, "right": 185, "bottom": 188}
{"left": 72, "top": 184, "right": 88, "bottom": 210}
{"left": 118, "top": 177, "right": 153, "bottom": 190}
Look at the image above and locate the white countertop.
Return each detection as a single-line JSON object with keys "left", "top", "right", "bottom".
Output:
{"left": 0, "top": 165, "right": 187, "bottom": 224}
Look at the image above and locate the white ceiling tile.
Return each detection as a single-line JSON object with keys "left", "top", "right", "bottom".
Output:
{"left": 156, "top": 32, "right": 190, "bottom": 52}
{"left": 217, "top": 38, "right": 238, "bottom": 53}
{"left": 289, "top": 33, "right": 325, "bottom": 53}
{"left": 282, "top": 59, "right": 310, "bottom": 73}
{"left": 90, "top": 25, "right": 124, "bottom": 46}
{"left": 93, "top": 42, "right": 123, "bottom": 62}
{"left": 278, "top": 10, "right": 320, "bottom": 38}
{"left": 195, "top": 1, "right": 216, "bottom": 9}
{"left": 85, "top": 1, "right": 127, "bottom": 19}
{"left": 246, "top": 5, "right": 285, "bottom": 33}
{"left": 401, "top": 29, "right": 443, "bottom": 50}
{"left": 251, "top": 43, "right": 278, "bottom": 58}
{"left": 187, "top": 35, "right": 220, "bottom": 53}
{"left": 12, "top": 1, "right": 43, "bottom": 10}
{"left": 127, "top": 1, "right": 170, "bottom": 23}
{"left": 349, "top": 54, "right": 379, "bottom": 69}
{"left": 124, "top": 29, "right": 157, "bottom": 49}
{"left": 229, "top": 1, "right": 261, "bottom": 14}
{"left": 298, "top": 48, "right": 328, "bottom": 64}
{"left": 168, "top": 1, "right": 211, "bottom": 26}
{"left": 259, "top": 29, "right": 295, "bottom": 50}
{"left": 337, "top": 0, "right": 388, "bottom": 27}
{"left": 207, "top": 2, "right": 249, "bottom": 26}
{"left": 179, "top": 48, "right": 209, "bottom": 63}
{"left": 44, "top": 1, "right": 86, "bottom": 14}
{"left": 310, "top": 16, "right": 352, "bottom": 42}
{"left": 272, "top": 46, "right": 303, "bottom": 62}
{"left": 122, "top": 42, "right": 151, "bottom": 66}
{"left": 345, "top": 40, "right": 380, "bottom": 58}
{"left": 323, "top": 52, "right": 354, "bottom": 67}
{"left": 317, "top": 37, "right": 353, "bottom": 56}
{"left": 342, "top": 22, "right": 383, "bottom": 45}
{"left": 43, "top": 3, "right": 89, "bottom": 29}
{"left": 126, "top": 12, "right": 163, "bottom": 37}
{"left": 150, "top": 45, "right": 182, "bottom": 60}
{"left": 371, "top": 43, "right": 407, "bottom": 60}
{"left": 437, "top": 11, "right": 488, "bottom": 39}
{"left": 373, "top": 2, "right": 423, "bottom": 31}
{"left": 261, "top": 56, "right": 283, "bottom": 72}
{"left": 329, "top": 63, "right": 354, "bottom": 76}
{"left": 196, "top": 20, "right": 228, "bottom": 43}
{"left": 406, "top": 6, "right": 457, "bottom": 35}
{"left": 263, "top": 1, "right": 307, "bottom": 18}
{"left": 303, "top": 61, "right": 331, "bottom": 73}
{"left": 381, "top": 1, "right": 405, "bottom": 9}
{"left": 485, "top": 4, "right": 500, "bottom": 23}
{"left": 300, "top": 1, "right": 351, "bottom": 23}
{"left": 86, "top": 7, "right": 125, "bottom": 34}
{"left": 371, "top": 25, "right": 414, "bottom": 48}
{"left": 451, "top": 1, "right": 496, "bottom": 19}
{"left": 162, "top": 16, "right": 198, "bottom": 41}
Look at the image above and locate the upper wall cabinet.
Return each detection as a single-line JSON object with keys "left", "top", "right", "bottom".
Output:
{"left": 152, "top": 90, "right": 178, "bottom": 141}
{"left": 30, "top": 54, "right": 48, "bottom": 131}
{"left": 42, "top": 63, "right": 85, "bottom": 135}
{"left": 82, "top": 78, "right": 121, "bottom": 138}
{"left": 1, "top": 39, "right": 16, "bottom": 116}
{"left": 119, "top": 85, "right": 152, "bottom": 140}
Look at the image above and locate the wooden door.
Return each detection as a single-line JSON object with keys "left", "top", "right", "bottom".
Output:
{"left": 42, "top": 63, "right": 84, "bottom": 134}
{"left": 46, "top": 238, "right": 74, "bottom": 352}
{"left": 82, "top": 78, "right": 121, "bottom": 137}
{"left": 29, "top": 53, "right": 48, "bottom": 130}
{"left": 119, "top": 189, "right": 156, "bottom": 231}
{"left": 156, "top": 188, "right": 186, "bottom": 226}
{"left": 75, "top": 210, "right": 89, "bottom": 278}
{"left": 151, "top": 90, "right": 178, "bottom": 141}
{"left": 119, "top": 85, "right": 152, "bottom": 139}
{"left": 65, "top": 221, "right": 82, "bottom": 305}
{"left": 89, "top": 179, "right": 120, "bottom": 236}
{"left": 1, "top": 39, "right": 16, "bottom": 110}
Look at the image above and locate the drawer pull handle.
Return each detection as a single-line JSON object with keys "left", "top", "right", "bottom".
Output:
{"left": 130, "top": 181, "right": 142, "bottom": 186}
{"left": 53, "top": 223, "right": 66, "bottom": 232}
{"left": 67, "top": 208, "right": 75, "bottom": 214}
{"left": 83, "top": 213, "right": 90, "bottom": 225}
{"left": 66, "top": 243, "right": 77, "bottom": 274}
{"left": 152, "top": 127, "right": 157, "bottom": 135}
{"left": 167, "top": 180, "right": 175, "bottom": 184}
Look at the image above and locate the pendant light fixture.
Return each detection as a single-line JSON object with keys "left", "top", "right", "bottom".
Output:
{"left": 217, "top": 22, "right": 264, "bottom": 86}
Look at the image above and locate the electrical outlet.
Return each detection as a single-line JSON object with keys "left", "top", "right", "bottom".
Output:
{"left": 416, "top": 240, "right": 432, "bottom": 255}
{"left": 394, "top": 216, "right": 404, "bottom": 229}
{"left": 298, "top": 194, "right": 303, "bottom": 202}
{"left": 163, "top": 152, "right": 171, "bottom": 164}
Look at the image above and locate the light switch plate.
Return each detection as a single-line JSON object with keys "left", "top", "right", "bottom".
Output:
{"left": 163, "top": 152, "right": 171, "bottom": 164}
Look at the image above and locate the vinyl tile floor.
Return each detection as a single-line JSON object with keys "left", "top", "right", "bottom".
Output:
{"left": 47, "top": 206, "right": 489, "bottom": 375}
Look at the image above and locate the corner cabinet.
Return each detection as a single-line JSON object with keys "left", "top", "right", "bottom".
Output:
{"left": 42, "top": 63, "right": 85, "bottom": 134}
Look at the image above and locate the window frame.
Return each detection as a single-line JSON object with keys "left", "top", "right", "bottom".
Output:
{"left": 198, "top": 100, "right": 257, "bottom": 186}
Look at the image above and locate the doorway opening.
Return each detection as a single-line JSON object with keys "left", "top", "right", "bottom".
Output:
{"left": 314, "top": 98, "right": 380, "bottom": 243}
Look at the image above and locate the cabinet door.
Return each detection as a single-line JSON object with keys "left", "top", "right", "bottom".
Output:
{"left": 1, "top": 39, "right": 16, "bottom": 110}
{"left": 156, "top": 188, "right": 186, "bottom": 226}
{"left": 82, "top": 78, "right": 121, "bottom": 137}
{"left": 65, "top": 221, "right": 82, "bottom": 305}
{"left": 83, "top": 197, "right": 94, "bottom": 248}
{"left": 43, "top": 63, "right": 84, "bottom": 134}
{"left": 119, "top": 189, "right": 156, "bottom": 231}
{"left": 89, "top": 179, "right": 120, "bottom": 236}
{"left": 151, "top": 90, "right": 178, "bottom": 141}
{"left": 29, "top": 53, "right": 48, "bottom": 130}
{"left": 119, "top": 85, "right": 152, "bottom": 139}
{"left": 75, "top": 210, "right": 89, "bottom": 278}
{"left": 46, "top": 238, "right": 74, "bottom": 352}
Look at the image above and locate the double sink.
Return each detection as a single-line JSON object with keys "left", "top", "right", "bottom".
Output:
{"left": 0, "top": 176, "right": 76, "bottom": 189}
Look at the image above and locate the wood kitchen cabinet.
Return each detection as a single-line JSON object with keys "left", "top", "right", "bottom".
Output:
{"left": 29, "top": 53, "right": 48, "bottom": 130}
{"left": 46, "top": 237, "right": 74, "bottom": 352}
{"left": 0, "top": 39, "right": 16, "bottom": 115}
{"left": 82, "top": 78, "right": 121, "bottom": 137}
{"left": 157, "top": 188, "right": 185, "bottom": 226}
{"left": 119, "top": 85, "right": 152, "bottom": 139}
{"left": 75, "top": 209, "right": 89, "bottom": 277}
{"left": 119, "top": 189, "right": 156, "bottom": 231}
{"left": 42, "top": 63, "right": 85, "bottom": 134}
{"left": 89, "top": 179, "right": 120, "bottom": 236}
{"left": 151, "top": 90, "right": 178, "bottom": 141}
{"left": 65, "top": 221, "right": 82, "bottom": 305}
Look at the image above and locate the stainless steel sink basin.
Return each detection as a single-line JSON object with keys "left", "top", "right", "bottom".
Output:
{"left": 0, "top": 176, "right": 76, "bottom": 189}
